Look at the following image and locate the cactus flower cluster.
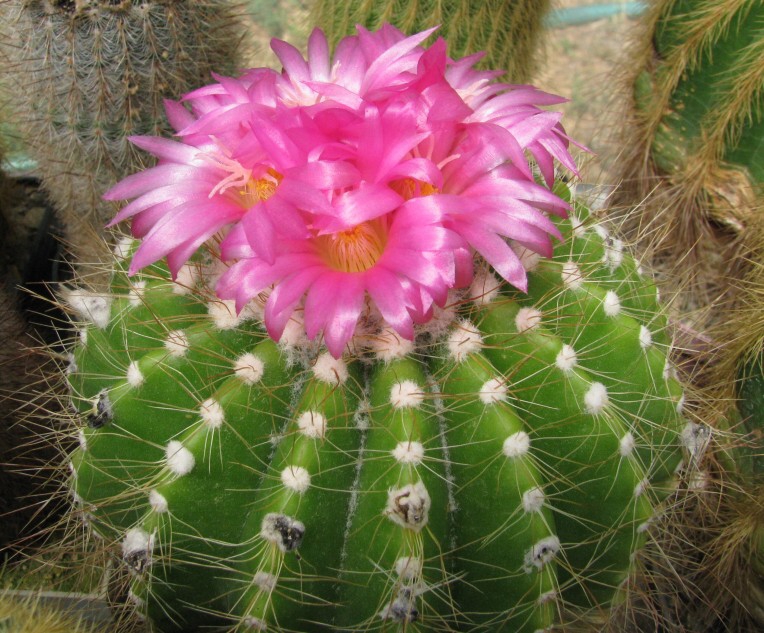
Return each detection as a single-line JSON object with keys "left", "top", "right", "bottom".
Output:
{"left": 104, "top": 24, "right": 578, "bottom": 357}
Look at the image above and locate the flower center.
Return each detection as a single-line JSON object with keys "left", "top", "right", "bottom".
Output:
{"left": 237, "top": 169, "right": 282, "bottom": 207}
{"left": 199, "top": 149, "right": 281, "bottom": 208}
{"left": 389, "top": 178, "right": 439, "bottom": 201}
{"left": 318, "top": 221, "right": 387, "bottom": 273}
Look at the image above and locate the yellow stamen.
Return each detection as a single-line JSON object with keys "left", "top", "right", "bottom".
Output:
{"left": 238, "top": 168, "right": 282, "bottom": 207}
{"left": 390, "top": 178, "right": 439, "bottom": 201}
{"left": 318, "top": 221, "right": 387, "bottom": 273}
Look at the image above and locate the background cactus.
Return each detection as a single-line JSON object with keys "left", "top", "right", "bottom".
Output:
{"left": 310, "top": 0, "right": 551, "bottom": 82}
{"left": 613, "top": 0, "right": 764, "bottom": 318}
{"left": 0, "top": 0, "right": 244, "bottom": 267}
{"left": 62, "top": 189, "right": 690, "bottom": 632}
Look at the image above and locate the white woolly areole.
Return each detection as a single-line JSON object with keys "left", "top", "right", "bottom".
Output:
{"left": 66, "top": 352, "right": 80, "bottom": 376}
{"left": 447, "top": 320, "right": 483, "bottom": 362}
{"left": 522, "top": 487, "right": 545, "bottom": 513}
{"left": 313, "top": 353, "right": 349, "bottom": 385}
{"left": 639, "top": 325, "right": 653, "bottom": 350}
{"left": 281, "top": 466, "right": 311, "bottom": 493}
{"left": 371, "top": 327, "right": 414, "bottom": 361}
{"left": 422, "top": 301, "right": 458, "bottom": 339}
{"left": 513, "top": 244, "right": 542, "bottom": 272}
{"left": 200, "top": 398, "right": 225, "bottom": 429}
{"left": 603, "top": 291, "right": 621, "bottom": 317}
{"left": 602, "top": 237, "right": 624, "bottom": 271}
{"left": 634, "top": 478, "right": 649, "bottom": 498}
{"left": 79, "top": 328, "right": 88, "bottom": 345}
{"left": 113, "top": 236, "right": 135, "bottom": 260}
{"left": 233, "top": 352, "right": 265, "bottom": 385}
{"left": 173, "top": 263, "right": 199, "bottom": 295}
{"left": 78, "top": 429, "right": 87, "bottom": 452}
{"left": 570, "top": 214, "right": 587, "bottom": 238}
{"left": 65, "top": 290, "right": 111, "bottom": 329}
{"left": 688, "top": 470, "right": 709, "bottom": 490}
{"left": 593, "top": 224, "right": 609, "bottom": 241}
{"left": 280, "top": 314, "right": 308, "bottom": 348}
{"left": 390, "top": 380, "right": 424, "bottom": 409}
{"left": 149, "top": 489, "right": 168, "bottom": 514}
{"left": 208, "top": 299, "right": 242, "bottom": 330}
{"left": 537, "top": 590, "right": 558, "bottom": 605}
{"left": 619, "top": 432, "right": 636, "bottom": 457}
{"left": 637, "top": 516, "right": 655, "bottom": 534}
{"left": 584, "top": 382, "right": 609, "bottom": 415}
{"left": 260, "top": 513, "right": 305, "bottom": 553}
{"left": 676, "top": 393, "right": 686, "bottom": 414}
{"left": 297, "top": 410, "right": 327, "bottom": 439}
{"left": 165, "top": 440, "right": 195, "bottom": 476}
{"left": 126, "top": 361, "right": 144, "bottom": 388}
{"left": 561, "top": 261, "right": 583, "bottom": 290}
{"left": 681, "top": 422, "right": 711, "bottom": 461}
{"left": 515, "top": 307, "right": 542, "bottom": 333}
{"left": 503, "top": 431, "right": 531, "bottom": 458}
{"left": 164, "top": 330, "right": 189, "bottom": 357}
{"left": 524, "top": 536, "right": 561, "bottom": 572}
{"left": 242, "top": 616, "right": 267, "bottom": 631}
{"left": 469, "top": 268, "right": 502, "bottom": 305}
{"left": 385, "top": 481, "right": 431, "bottom": 531}
{"left": 122, "top": 527, "right": 153, "bottom": 558}
{"left": 479, "top": 377, "right": 507, "bottom": 404}
{"left": 394, "top": 556, "right": 423, "bottom": 581}
{"left": 555, "top": 344, "right": 578, "bottom": 372}
{"left": 253, "top": 571, "right": 277, "bottom": 593}
{"left": 392, "top": 441, "right": 425, "bottom": 465}
{"left": 128, "top": 281, "right": 147, "bottom": 308}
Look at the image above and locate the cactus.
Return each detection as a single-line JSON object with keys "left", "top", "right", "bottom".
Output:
{"left": 613, "top": 0, "right": 764, "bottom": 315}
{"left": 310, "top": 0, "right": 551, "bottom": 82}
{"left": 0, "top": 0, "right": 243, "bottom": 266}
{"left": 57, "top": 23, "right": 691, "bottom": 632}
{"left": 61, "top": 193, "right": 689, "bottom": 631}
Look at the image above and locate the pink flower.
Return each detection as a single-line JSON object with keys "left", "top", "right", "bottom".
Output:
{"left": 105, "top": 24, "right": 580, "bottom": 357}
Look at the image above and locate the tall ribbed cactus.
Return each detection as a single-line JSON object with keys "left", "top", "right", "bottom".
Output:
{"left": 614, "top": 0, "right": 764, "bottom": 310}
{"left": 63, "top": 195, "right": 689, "bottom": 631}
{"left": 0, "top": 0, "right": 242, "bottom": 265}
{"left": 310, "top": 0, "right": 551, "bottom": 82}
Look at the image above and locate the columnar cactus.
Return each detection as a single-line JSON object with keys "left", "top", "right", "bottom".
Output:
{"left": 0, "top": 0, "right": 242, "bottom": 265}
{"left": 310, "top": 0, "right": 551, "bottom": 82}
{"left": 63, "top": 25, "right": 689, "bottom": 632}
{"left": 614, "top": 0, "right": 764, "bottom": 311}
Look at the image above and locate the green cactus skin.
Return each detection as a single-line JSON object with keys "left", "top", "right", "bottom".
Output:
{"left": 0, "top": 0, "right": 242, "bottom": 264}
{"left": 615, "top": 0, "right": 764, "bottom": 312}
{"left": 64, "top": 191, "right": 689, "bottom": 632}
{"left": 642, "top": 0, "right": 764, "bottom": 183}
{"left": 310, "top": 0, "right": 551, "bottom": 82}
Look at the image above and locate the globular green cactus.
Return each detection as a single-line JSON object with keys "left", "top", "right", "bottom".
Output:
{"left": 62, "top": 190, "right": 690, "bottom": 632}
{"left": 0, "top": 0, "right": 243, "bottom": 265}
{"left": 310, "top": 0, "right": 551, "bottom": 82}
{"left": 614, "top": 0, "right": 764, "bottom": 312}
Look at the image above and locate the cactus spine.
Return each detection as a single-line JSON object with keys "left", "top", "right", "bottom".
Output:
{"left": 0, "top": 0, "right": 243, "bottom": 265}
{"left": 310, "top": 0, "right": 551, "bottom": 82}
{"left": 615, "top": 0, "right": 764, "bottom": 312}
{"left": 63, "top": 190, "right": 689, "bottom": 631}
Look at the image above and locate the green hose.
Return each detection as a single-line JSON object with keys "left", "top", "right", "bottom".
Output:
{"left": 546, "top": 2, "right": 647, "bottom": 28}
